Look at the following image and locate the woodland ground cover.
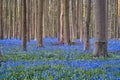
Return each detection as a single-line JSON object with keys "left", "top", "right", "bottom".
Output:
{"left": 0, "top": 38, "right": 120, "bottom": 80}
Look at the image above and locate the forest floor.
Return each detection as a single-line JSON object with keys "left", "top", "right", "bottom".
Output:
{"left": 0, "top": 38, "right": 120, "bottom": 80}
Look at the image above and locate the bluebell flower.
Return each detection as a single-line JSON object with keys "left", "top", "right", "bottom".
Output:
{"left": 54, "top": 78, "right": 57, "bottom": 80}
{"left": 10, "top": 76, "right": 14, "bottom": 80}
{"left": 0, "top": 76, "right": 4, "bottom": 79}
{"left": 42, "top": 71, "right": 47, "bottom": 78}
{"left": 51, "top": 72, "right": 55, "bottom": 77}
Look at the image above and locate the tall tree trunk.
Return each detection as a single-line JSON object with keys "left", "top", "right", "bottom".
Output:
{"left": 71, "top": 0, "right": 76, "bottom": 40}
{"left": 113, "top": 0, "right": 117, "bottom": 39}
{"left": 22, "top": 0, "right": 27, "bottom": 51}
{"left": 8, "top": 0, "right": 10, "bottom": 39}
{"left": 64, "top": 0, "right": 71, "bottom": 45}
{"left": 77, "top": 0, "right": 83, "bottom": 42}
{"left": 57, "top": 0, "right": 60, "bottom": 40}
{"left": 118, "top": 0, "right": 120, "bottom": 38}
{"left": 0, "top": 0, "right": 3, "bottom": 39}
{"left": 69, "top": 0, "right": 73, "bottom": 42}
{"left": 43, "top": 0, "right": 49, "bottom": 38}
{"left": 84, "top": 0, "right": 91, "bottom": 51}
{"left": 5, "top": 0, "right": 8, "bottom": 38}
{"left": 20, "top": 0, "right": 23, "bottom": 39}
{"left": 36, "top": 0, "right": 44, "bottom": 47}
{"left": 93, "top": 0, "right": 108, "bottom": 57}
{"left": 31, "top": 0, "right": 35, "bottom": 39}
{"left": 60, "top": 0, "right": 65, "bottom": 42}
{"left": 35, "top": 0, "right": 38, "bottom": 40}
{"left": 26, "top": 0, "right": 30, "bottom": 41}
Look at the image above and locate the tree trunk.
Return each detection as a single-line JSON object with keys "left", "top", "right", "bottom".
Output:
{"left": 36, "top": 0, "right": 44, "bottom": 47}
{"left": 22, "top": 0, "right": 27, "bottom": 51}
{"left": 64, "top": 0, "right": 71, "bottom": 45}
{"left": 118, "top": 0, "right": 120, "bottom": 38}
{"left": 60, "top": 0, "right": 64, "bottom": 42}
{"left": 57, "top": 0, "right": 60, "bottom": 40}
{"left": 0, "top": 0, "right": 3, "bottom": 39}
{"left": 0, "top": 0, "right": 3, "bottom": 54}
{"left": 43, "top": 0, "right": 49, "bottom": 38}
{"left": 26, "top": 0, "right": 30, "bottom": 41}
{"left": 69, "top": 0, "right": 73, "bottom": 42}
{"left": 77, "top": 0, "right": 83, "bottom": 42}
{"left": 71, "top": 0, "right": 76, "bottom": 40}
{"left": 93, "top": 0, "right": 108, "bottom": 57}
{"left": 84, "top": 0, "right": 91, "bottom": 51}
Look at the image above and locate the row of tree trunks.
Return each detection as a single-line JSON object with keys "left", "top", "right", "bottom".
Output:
{"left": 0, "top": 0, "right": 119, "bottom": 41}
{"left": 2, "top": 0, "right": 119, "bottom": 41}
{"left": 0, "top": 0, "right": 119, "bottom": 57}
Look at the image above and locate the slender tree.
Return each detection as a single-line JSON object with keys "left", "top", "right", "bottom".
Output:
{"left": 36, "top": 0, "right": 44, "bottom": 47}
{"left": 77, "top": 0, "right": 83, "bottom": 42}
{"left": 118, "top": 0, "right": 120, "bottom": 38}
{"left": 43, "top": 0, "right": 49, "bottom": 38}
{"left": 57, "top": 0, "right": 60, "bottom": 40}
{"left": 113, "top": 0, "right": 118, "bottom": 39}
{"left": 64, "top": 0, "right": 71, "bottom": 45}
{"left": 34, "top": 0, "right": 38, "bottom": 40}
{"left": 26, "top": 0, "right": 30, "bottom": 41}
{"left": 22, "top": 0, "right": 27, "bottom": 51}
{"left": 84, "top": 0, "right": 91, "bottom": 51}
{"left": 60, "top": 0, "right": 64, "bottom": 42}
{"left": 0, "top": 0, "right": 3, "bottom": 57}
{"left": 69, "top": 0, "right": 73, "bottom": 42}
{"left": 0, "top": 0, "right": 3, "bottom": 39}
{"left": 93, "top": 0, "right": 108, "bottom": 57}
{"left": 71, "top": 0, "right": 76, "bottom": 40}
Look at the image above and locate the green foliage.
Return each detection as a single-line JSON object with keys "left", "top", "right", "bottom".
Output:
{"left": 116, "top": 72, "right": 120, "bottom": 77}
{"left": 0, "top": 56, "right": 8, "bottom": 62}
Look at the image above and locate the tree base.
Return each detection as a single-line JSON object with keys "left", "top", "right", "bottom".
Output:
{"left": 93, "top": 42, "right": 108, "bottom": 57}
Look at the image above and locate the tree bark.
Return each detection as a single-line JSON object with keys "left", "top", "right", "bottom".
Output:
{"left": 84, "top": 0, "right": 91, "bottom": 51}
{"left": 57, "top": 0, "right": 60, "bottom": 40}
{"left": 118, "top": 0, "right": 120, "bottom": 38}
{"left": 64, "top": 0, "right": 71, "bottom": 45}
{"left": 93, "top": 0, "right": 108, "bottom": 57}
{"left": 60, "top": 0, "right": 65, "bottom": 42}
{"left": 22, "top": 0, "right": 27, "bottom": 51}
{"left": 0, "top": 0, "right": 3, "bottom": 39}
{"left": 43, "top": 0, "right": 49, "bottom": 38}
{"left": 36, "top": 0, "right": 44, "bottom": 47}
{"left": 77, "top": 0, "right": 83, "bottom": 42}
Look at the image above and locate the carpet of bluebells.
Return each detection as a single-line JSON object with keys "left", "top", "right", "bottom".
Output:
{"left": 0, "top": 38, "right": 120, "bottom": 80}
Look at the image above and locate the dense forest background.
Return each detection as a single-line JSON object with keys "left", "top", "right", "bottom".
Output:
{"left": 0, "top": 0, "right": 119, "bottom": 39}
{"left": 0, "top": 0, "right": 120, "bottom": 56}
